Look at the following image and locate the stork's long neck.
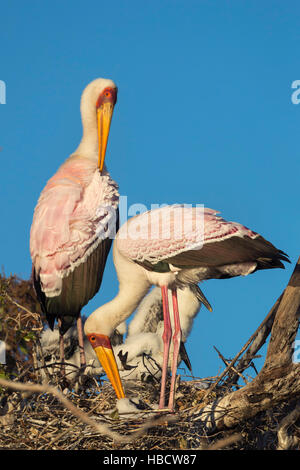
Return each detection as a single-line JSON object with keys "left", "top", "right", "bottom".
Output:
{"left": 110, "top": 280, "right": 151, "bottom": 332}
{"left": 73, "top": 103, "right": 99, "bottom": 159}
{"left": 86, "top": 278, "right": 151, "bottom": 337}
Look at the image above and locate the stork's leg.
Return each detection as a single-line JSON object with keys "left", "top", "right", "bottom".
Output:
{"left": 159, "top": 285, "right": 172, "bottom": 409}
{"left": 57, "top": 319, "right": 65, "bottom": 377}
{"left": 77, "top": 315, "right": 86, "bottom": 370}
{"left": 168, "top": 288, "right": 181, "bottom": 410}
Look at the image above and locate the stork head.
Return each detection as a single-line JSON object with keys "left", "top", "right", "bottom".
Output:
{"left": 80, "top": 78, "right": 118, "bottom": 171}
{"left": 84, "top": 314, "right": 125, "bottom": 400}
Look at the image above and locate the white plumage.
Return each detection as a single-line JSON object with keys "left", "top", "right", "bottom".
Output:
{"left": 114, "top": 285, "right": 203, "bottom": 382}
{"left": 38, "top": 285, "right": 203, "bottom": 384}
{"left": 128, "top": 285, "right": 202, "bottom": 342}
{"left": 38, "top": 321, "right": 126, "bottom": 382}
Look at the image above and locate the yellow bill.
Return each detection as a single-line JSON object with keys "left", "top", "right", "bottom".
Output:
{"left": 97, "top": 102, "right": 114, "bottom": 172}
{"left": 94, "top": 344, "right": 125, "bottom": 399}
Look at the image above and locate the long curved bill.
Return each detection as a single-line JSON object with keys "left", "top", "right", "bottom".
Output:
{"left": 97, "top": 102, "right": 114, "bottom": 172}
{"left": 94, "top": 343, "right": 125, "bottom": 399}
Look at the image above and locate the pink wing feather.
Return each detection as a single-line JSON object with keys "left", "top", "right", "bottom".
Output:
{"left": 116, "top": 205, "right": 258, "bottom": 263}
{"left": 30, "top": 157, "right": 119, "bottom": 297}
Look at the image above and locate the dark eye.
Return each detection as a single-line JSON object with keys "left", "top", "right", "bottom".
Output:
{"left": 104, "top": 90, "right": 111, "bottom": 97}
{"left": 90, "top": 335, "right": 96, "bottom": 342}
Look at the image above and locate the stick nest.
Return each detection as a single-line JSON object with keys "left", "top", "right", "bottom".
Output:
{"left": 1, "top": 367, "right": 299, "bottom": 450}
{"left": 1, "top": 269, "right": 300, "bottom": 451}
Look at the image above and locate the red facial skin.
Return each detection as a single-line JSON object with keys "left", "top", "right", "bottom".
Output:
{"left": 87, "top": 333, "right": 112, "bottom": 350}
{"left": 96, "top": 87, "right": 118, "bottom": 109}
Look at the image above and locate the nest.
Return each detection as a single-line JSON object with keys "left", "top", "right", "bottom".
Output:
{"left": 1, "top": 365, "right": 299, "bottom": 451}
{"left": 1, "top": 265, "right": 300, "bottom": 451}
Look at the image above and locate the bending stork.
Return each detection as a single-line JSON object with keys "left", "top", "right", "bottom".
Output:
{"left": 84, "top": 205, "right": 289, "bottom": 410}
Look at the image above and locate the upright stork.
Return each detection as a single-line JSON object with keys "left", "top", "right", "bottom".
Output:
{"left": 30, "top": 78, "right": 119, "bottom": 371}
{"left": 84, "top": 205, "right": 289, "bottom": 410}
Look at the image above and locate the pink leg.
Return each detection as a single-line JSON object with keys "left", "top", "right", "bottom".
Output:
{"left": 168, "top": 288, "right": 181, "bottom": 411}
{"left": 77, "top": 315, "right": 86, "bottom": 370}
{"left": 57, "top": 319, "right": 65, "bottom": 377}
{"left": 159, "top": 285, "right": 172, "bottom": 409}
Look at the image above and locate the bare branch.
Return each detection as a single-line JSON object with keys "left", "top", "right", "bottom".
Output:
{"left": 201, "top": 292, "right": 283, "bottom": 401}
{"left": 264, "top": 257, "right": 300, "bottom": 368}
{"left": 213, "top": 345, "right": 248, "bottom": 384}
{"left": 5, "top": 292, "right": 42, "bottom": 327}
{"left": 193, "top": 257, "right": 300, "bottom": 432}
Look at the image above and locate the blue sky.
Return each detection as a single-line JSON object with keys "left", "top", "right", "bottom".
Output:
{"left": 1, "top": 0, "right": 299, "bottom": 381}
